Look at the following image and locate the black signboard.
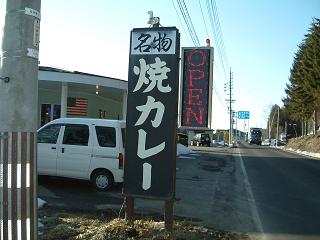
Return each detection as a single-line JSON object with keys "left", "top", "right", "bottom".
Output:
{"left": 180, "top": 48, "right": 213, "bottom": 129}
{"left": 123, "top": 27, "right": 180, "bottom": 199}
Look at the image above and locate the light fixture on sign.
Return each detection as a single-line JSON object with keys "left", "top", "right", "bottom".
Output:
{"left": 96, "top": 85, "right": 99, "bottom": 95}
{"left": 205, "top": 38, "right": 210, "bottom": 47}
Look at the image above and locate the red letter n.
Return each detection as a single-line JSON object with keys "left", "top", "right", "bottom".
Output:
{"left": 186, "top": 107, "right": 204, "bottom": 125}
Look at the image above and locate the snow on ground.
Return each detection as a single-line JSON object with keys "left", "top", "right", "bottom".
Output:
{"left": 38, "top": 198, "right": 47, "bottom": 208}
{"left": 177, "top": 143, "right": 193, "bottom": 156}
{"left": 285, "top": 148, "right": 320, "bottom": 159}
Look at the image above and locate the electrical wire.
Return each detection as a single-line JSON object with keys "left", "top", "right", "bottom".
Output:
{"left": 206, "top": 0, "right": 228, "bottom": 82}
{"left": 181, "top": 0, "right": 201, "bottom": 46}
{"left": 176, "top": 0, "right": 200, "bottom": 46}
{"left": 211, "top": 0, "right": 230, "bottom": 67}
{"left": 170, "top": 0, "right": 193, "bottom": 46}
{"left": 177, "top": 0, "right": 197, "bottom": 46}
{"left": 198, "top": 0, "right": 210, "bottom": 38}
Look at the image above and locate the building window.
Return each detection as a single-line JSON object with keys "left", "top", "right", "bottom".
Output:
{"left": 41, "top": 104, "right": 61, "bottom": 126}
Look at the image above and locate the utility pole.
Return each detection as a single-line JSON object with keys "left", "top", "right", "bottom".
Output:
{"left": 0, "top": 0, "right": 41, "bottom": 239}
{"left": 276, "top": 106, "right": 280, "bottom": 147}
{"left": 229, "top": 69, "right": 233, "bottom": 145}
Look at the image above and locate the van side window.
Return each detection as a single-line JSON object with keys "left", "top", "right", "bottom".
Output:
{"left": 63, "top": 124, "right": 89, "bottom": 146}
{"left": 95, "top": 126, "right": 116, "bottom": 148}
{"left": 38, "top": 124, "right": 61, "bottom": 144}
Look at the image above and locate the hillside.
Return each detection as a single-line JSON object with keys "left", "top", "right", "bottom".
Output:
{"left": 285, "top": 133, "right": 320, "bottom": 154}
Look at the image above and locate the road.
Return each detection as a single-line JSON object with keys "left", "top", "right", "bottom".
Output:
{"left": 38, "top": 143, "right": 320, "bottom": 239}
{"left": 237, "top": 141, "right": 320, "bottom": 240}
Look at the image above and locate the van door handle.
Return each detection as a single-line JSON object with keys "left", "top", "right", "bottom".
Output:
{"left": 61, "top": 148, "right": 65, "bottom": 153}
{"left": 51, "top": 147, "right": 56, "bottom": 150}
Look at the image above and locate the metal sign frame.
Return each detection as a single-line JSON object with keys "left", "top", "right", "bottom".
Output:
{"left": 123, "top": 27, "right": 180, "bottom": 200}
{"left": 179, "top": 47, "right": 214, "bottom": 130}
{"left": 238, "top": 111, "right": 250, "bottom": 119}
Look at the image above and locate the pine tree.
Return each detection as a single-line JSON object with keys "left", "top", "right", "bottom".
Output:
{"left": 283, "top": 18, "right": 320, "bottom": 134}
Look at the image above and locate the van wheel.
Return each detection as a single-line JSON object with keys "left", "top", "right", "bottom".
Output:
{"left": 92, "top": 170, "right": 114, "bottom": 191}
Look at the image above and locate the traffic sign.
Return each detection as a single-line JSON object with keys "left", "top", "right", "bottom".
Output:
{"left": 238, "top": 111, "right": 250, "bottom": 119}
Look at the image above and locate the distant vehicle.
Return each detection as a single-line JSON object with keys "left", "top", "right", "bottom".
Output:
{"left": 37, "top": 118, "right": 125, "bottom": 191}
{"left": 177, "top": 133, "right": 188, "bottom": 147}
{"left": 249, "top": 128, "right": 262, "bottom": 145}
{"left": 262, "top": 139, "right": 271, "bottom": 146}
{"left": 191, "top": 133, "right": 211, "bottom": 147}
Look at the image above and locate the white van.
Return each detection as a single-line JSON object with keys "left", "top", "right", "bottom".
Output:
{"left": 37, "top": 118, "right": 125, "bottom": 191}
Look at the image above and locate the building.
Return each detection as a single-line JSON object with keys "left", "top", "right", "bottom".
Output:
{"left": 38, "top": 66, "right": 127, "bottom": 127}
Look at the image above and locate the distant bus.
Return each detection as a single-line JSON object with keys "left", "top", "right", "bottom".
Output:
{"left": 249, "top": 128, "right": 262, "bottom": 145}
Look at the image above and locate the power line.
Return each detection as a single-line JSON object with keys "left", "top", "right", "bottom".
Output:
{"left": 211, "top": 0, "right": 230, "bottom": 66}
{"left": 205, "top": 0, "right": 228, "bottom": 82}
{"left": 176, "top": 0, "right": 197, "bottom": 46}
{"left": 181, "top": 0, "right": 200, "bottom": 46}
{"left": 176, "top": 0, "right": 200, "bottom": 46}
{"left": 213, "top": 64, "right": 228, "bottom": 108}
{"left": 198, "top": 0, "right": 209, "bottom": 38}
{"left": 170, "top": 0, "right": 193, "bottom": 46}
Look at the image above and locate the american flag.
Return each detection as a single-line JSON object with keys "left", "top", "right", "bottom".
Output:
{"left": 67, "top": 97, "right": 88, "bottom": 116}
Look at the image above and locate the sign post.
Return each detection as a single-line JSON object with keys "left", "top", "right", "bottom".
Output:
{"left": 123, "top": 27, "right": 180, "bottom": 231}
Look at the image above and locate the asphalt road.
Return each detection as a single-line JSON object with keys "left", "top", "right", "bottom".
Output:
{"left": 237, "top": 141, "right": 320, "bottom": 240}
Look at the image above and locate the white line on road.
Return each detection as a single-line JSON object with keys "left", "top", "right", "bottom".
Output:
{"left": 178, "top": 156, "right": 196, "bottom": 159}
{"left": 189, "top": 153, "right": 201, "bottom": 157}
{"left": 237, "top": 147, "right": 265, "bottom": 239}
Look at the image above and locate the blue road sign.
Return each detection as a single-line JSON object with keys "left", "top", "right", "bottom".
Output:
{"left": 238, "top": 111, "right": 250, "bottom": 119}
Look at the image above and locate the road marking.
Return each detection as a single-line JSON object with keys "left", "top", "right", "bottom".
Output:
{"left": 236, "top": 147, "right": 265, "bottom": 239}
{"left": 189, "top": 153, "right": 201, "bottom": 157}
{"left": 178, "top": 156, "right": 196, "bottom": 159}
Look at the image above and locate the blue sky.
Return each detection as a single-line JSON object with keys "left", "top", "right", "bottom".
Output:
{"left": 0, "top": 0, "right": 319, "bottom": 130}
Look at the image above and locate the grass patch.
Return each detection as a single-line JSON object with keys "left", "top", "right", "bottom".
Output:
{"left": 38, "top": 207, "right": 250, "bottom": 240}
{"left": 286, "top": 133, "right": 320, "bottom": 153}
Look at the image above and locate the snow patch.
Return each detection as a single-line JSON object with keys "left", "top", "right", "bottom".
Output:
{"left": 38, "top": 198, "right": 47, "bottom": 208}
{"left": 286, "top": 148, "right": 320, "bottom": 159}
{"left": 177, "top": 143, "right": 193, "bottom": 156}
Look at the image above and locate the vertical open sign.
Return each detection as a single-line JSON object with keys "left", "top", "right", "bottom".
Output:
{"left": 123, "top": 27, "right": 180, "bottom": 199}
{"left": 180, "top": 47, "right": 214, "bottom": 129}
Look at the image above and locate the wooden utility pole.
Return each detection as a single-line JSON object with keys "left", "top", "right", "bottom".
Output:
{"left": 0, "top": 0, "right": 41, "bottom": 239}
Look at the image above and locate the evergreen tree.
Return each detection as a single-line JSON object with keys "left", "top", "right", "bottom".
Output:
{"left": 283, "top": 18, "right": 320, "bottom": 134}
